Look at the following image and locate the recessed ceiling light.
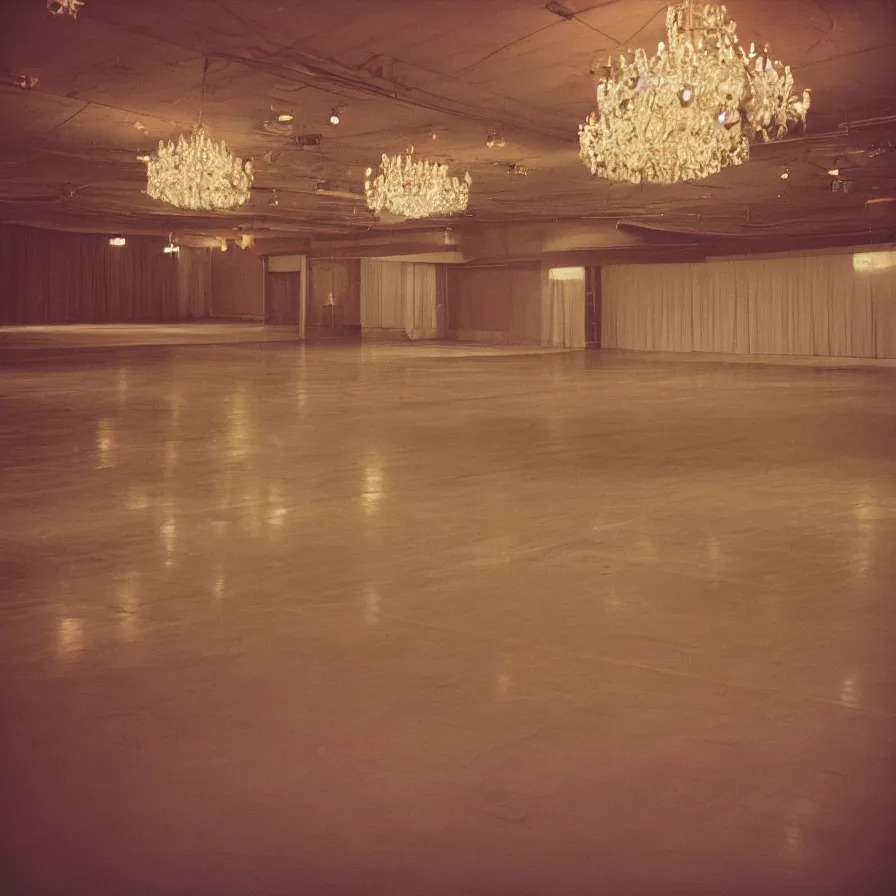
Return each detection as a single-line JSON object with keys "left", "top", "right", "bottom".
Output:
{"left": 780, "top": 171, "right": 789, "bottom": 179}
{"left": 329, "top": 109, "right": 340, "bottom": 126}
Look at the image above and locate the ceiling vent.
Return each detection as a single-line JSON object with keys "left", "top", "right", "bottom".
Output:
{"left": 545, "top": 2, "right": 576, "bottom": 20}
{"left": 263, "top": 120, "right": 293, "bottom": 136}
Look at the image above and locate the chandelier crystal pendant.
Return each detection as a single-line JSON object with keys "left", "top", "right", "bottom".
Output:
{"left": 578, "top": 1, "right": 810, "bottom": 185}
{"left": 144, "top": 125, "right": 253, "bottom": 211}
{"left": 364, "top": 148, "right": 471, "bottom": 219}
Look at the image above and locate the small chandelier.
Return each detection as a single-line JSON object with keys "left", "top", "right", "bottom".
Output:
{"left": 47, "top": 0, "right": 84, "bottom": 18}
{"left": 579, "top": 1, "right": 810, "bottom": 184}
{"left": 364, "top": 147, "right": 471, "bottom": 219}
{"left": 144, "top": 125, "right": 253, "bottom": 211}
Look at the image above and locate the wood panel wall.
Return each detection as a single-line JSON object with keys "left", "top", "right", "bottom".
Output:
{"left": 209, "top": 247, "right": 264, "bottom": 319}
{"left": 446, "top": 264, "right": 542, "bottom": 344}
{"left": 0, "top": 223, "right": 210, "bottom": 325}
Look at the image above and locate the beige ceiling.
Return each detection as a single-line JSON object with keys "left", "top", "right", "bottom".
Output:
{"left": 1, "top": 0, "right": 895, "bottom": 257}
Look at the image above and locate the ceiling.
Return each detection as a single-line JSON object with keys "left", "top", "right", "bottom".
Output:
{"left": 1, "top": 0, "right": 895, "bottom": 259}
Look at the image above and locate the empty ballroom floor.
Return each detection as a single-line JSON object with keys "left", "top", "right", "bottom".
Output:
{"left": 1, "top": 342, "right": 895, "bottom": 895}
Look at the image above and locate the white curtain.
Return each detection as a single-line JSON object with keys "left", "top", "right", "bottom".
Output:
{"left": 603, "top": 252, "right": 896, "bottom": 359}
{"left": 543, "top": 267, "right": 586, "bottom": 349}
{"left": 361, "top": 259, "right": 437, "bottom": 339}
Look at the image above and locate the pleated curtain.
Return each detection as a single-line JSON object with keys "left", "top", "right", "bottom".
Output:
{"left": 542, "top": 267, "right": 586, "bottom": 349}
{"left": 602, "top": 253, "right": 896, "bottom": 359}
{"left": 360, "top": 259, "right": 437, "bottom": 339}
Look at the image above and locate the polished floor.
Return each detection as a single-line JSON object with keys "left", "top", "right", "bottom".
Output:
{"left": 1, "top": 341, "right": 894, "bottom": 895}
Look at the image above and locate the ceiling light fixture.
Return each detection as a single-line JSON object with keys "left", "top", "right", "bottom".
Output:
{"left": 145, "top": 58, "right": 253, "bottom": 211}
{"left": 329, "top": 109, "right": 341, "bottom": 126}
{"left": 108, "top": 235, "right": 126, "bottom": 247}
{"left": 579, "top": 1, "right": 810, "bottom": 184}
{"left": 145, "top": 125, "right": 253, "bottom": 210}
{"left": 827, "top": 167, "right": 839, "bottom": 176}
{"left": 364, "top": 147, "right": 472, "bottom": 219}
{"left": 780, "top": 170, "right": 789, "bottom": 179}
{"left": 163, "top": 234, "right": 179, "bottom": 254}
{"left": 277, "top": 113, "right": 293, "bottom": 122}
{"left": 47, "top": 0, "right": 84, "bottom": 18}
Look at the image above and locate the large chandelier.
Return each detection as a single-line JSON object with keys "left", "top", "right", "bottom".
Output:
{"left": 579, "top": 2, "right": 810, "bottom": 184}
{"left": 364, "top": 148, "right": 471, "bottom": 219}
{"left": 145, "top": 125, "right": 253, "bottom": 211}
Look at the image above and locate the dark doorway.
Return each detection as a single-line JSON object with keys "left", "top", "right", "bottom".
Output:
{"left": 585, "top": 266, "right": 602, "bottom": 348}
{"left": 265, "top": 271, "right": 301, "bottom": 326}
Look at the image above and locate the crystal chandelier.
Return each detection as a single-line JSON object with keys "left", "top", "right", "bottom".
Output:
{"left": 579, "top": 2, "right": 810, "bottom": 184}
{"left": 145, "top": 125, "right": 253, "bottom": 211}
{"left": 47, "top": 0, "right": 84, "bottom": 18}
{"left": 364, "top": 148, "right": 471, "bottom": 219}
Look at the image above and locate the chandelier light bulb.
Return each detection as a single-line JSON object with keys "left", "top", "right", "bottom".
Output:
{"left": 578, "top": 1, "right": 810, "bottom": 184}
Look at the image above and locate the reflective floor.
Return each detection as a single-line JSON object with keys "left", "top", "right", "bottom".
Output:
{"left": 1, "top": 342, "right": 894, "bottom": 895}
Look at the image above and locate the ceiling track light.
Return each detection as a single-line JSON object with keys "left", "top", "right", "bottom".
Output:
{"left": 13, "top": 74, "right": 39, "bottom": 90}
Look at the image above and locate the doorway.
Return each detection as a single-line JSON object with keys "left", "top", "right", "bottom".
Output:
{"left": 265, "top": 271, "right": 301, "bottom": 327}
{"left": 585, "top": 266, "right": 602, "bottom": 348}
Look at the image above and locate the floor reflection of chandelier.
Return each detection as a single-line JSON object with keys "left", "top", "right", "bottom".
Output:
{"left": 579, "top": 1, "right": 810, "bottom": 185}
{"left": 364, "top": 148, "right": 471, "bottom": 219}
{"left": 145, "top": 125, "right": 253, "bottom": 211}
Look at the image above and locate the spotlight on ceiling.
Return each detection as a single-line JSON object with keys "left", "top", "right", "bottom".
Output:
{"left": 780, "top": 170, "right": 789, "bottom": 179}
{"left": 827, "top": 167, "right": 840, "bottom": 176}
{"left": 329, "top": 108, "right": 341, "bottom": 126}
{"left": 109, "top": 235, "right": 126, "bottom": 247}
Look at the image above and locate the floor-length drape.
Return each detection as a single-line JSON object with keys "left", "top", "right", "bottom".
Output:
{"left": 360, "top": 259, "right": 437, "bottom": 339}
{"left": 543, "top": 267, "right": 586, "bottom": 349}
{"left": 602, "top": 252, "right": 896, "bottom": 359}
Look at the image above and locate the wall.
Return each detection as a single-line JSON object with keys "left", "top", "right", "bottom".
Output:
{"left": 209, "top": 247, "right": 264, "bottom": 320}
{"left": 602, "top": 252, "right": 896, "bottom": 359}
{"left": 446, "top": 264, "right": 542, "bottom": 344}
{"left": 0, "top": 223, "right": 209, "bottom": 324}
